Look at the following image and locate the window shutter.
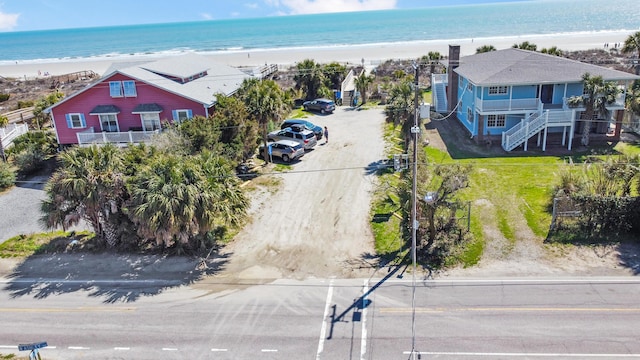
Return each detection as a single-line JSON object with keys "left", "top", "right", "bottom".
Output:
{"left": 172, "top": 110, "right": 178, "bottom": 121}
{"left": 187, "top": 110, "right": 193, "bottom": 119}
{"left": 65, "top": 114, "right": 72, "bottom": 128}
{"left": 80, "top": 114, "right": 86, "bottom": 128}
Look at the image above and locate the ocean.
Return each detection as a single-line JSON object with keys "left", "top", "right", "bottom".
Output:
{"left": 0, "top": 0, "right": 637, "bottom": 64}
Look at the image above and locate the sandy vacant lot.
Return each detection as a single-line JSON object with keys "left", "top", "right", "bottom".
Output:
{"left": 215, "top": 107, "right": 386, "bottom": 280}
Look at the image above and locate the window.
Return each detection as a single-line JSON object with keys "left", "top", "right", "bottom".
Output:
{"left": 487, "top": 114, "right": 506, "bottom": 127}
{"left": 141, "top": 113, "right": 161, "bottom": 131}
{"left": 467, "top": 107, "right": 474, "bottom": 123}
{"left": 109, "top": 81, "right": 123, "bottom": 97}
{"left": 99, "top": 114, "right": 119, "bottom": 132}
{"left": 123, "top": 81, "right": 137, "bottom": 97}
{"left": 467, "top": 82, "right": 473, "bottom": 92}
{"left": 65, "top": 113, "right": 86, "bottom": 129}
{"left": 488, "top": 86, "right": 508, "bottom": 95}
{"left": 172, "top": 109, "right": 193, "bottom": 123}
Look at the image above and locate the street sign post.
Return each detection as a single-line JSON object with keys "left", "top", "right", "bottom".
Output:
{"left": 18, "top": 342, "right": 47, "bottom": 351}
{"left": 18, "top": 342, "right": 47, "bottom": 360}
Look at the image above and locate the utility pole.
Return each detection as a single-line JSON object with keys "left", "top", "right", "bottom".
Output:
{"left": 409, "top": 60, "right": 421, "bottom": 360}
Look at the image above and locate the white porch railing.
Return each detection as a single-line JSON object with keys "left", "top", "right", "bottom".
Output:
{"left": 77, "top": 127, "right": 160, "bottom": 146}
{"left": 432, "top": 74, "right": 447, "bottom": 84}
{"left": 0, "top": 123, "right": 29, "bottom": 148}
{"left": 502, "top": 110, "right": 573, "bottom": 151}
{"left": 476, "top": 97, "right": 539, "bottom": 112}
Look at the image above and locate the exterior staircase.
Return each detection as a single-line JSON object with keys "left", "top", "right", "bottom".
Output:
{"left": 431, "top": 74, "right": 448, "bottom": 113}
{"left": 501, "top": 109, "right": 574, "bottom": 151}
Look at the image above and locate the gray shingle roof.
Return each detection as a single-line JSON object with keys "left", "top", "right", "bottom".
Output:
{"left": 108, "top": 53, "right": 251, "bottom": 106}
{"left": 89, "top": 105, "right": 121, "bottom": 114}
{"left": 131, "top": 103, "right": 163, "bottom": 113}
{"left": 455, "top": 48, "right": 639, "bottom": 86}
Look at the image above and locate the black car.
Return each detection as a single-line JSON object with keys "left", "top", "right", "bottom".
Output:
{"left": 281, "top": 119, "right": 323, "bottom": 140}
{"left": 303, "top": 98, "right": 336, "bottom": 114}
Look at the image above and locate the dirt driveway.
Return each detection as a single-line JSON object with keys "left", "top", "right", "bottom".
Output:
{"left": 216, "top": 107, "right": 386, "bottom": 280}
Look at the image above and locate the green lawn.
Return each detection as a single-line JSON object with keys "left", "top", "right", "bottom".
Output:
{"left": 370, "top": 117, "right": 637, "bottom": 268}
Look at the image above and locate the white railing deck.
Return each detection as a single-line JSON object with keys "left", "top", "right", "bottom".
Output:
{"left": 502, "top": 110, "right": 573, "bottom": 151}
{"left": 252, "top": 64, "right": 278, "bottom": 79}
{"left": 432, "top": 74, "right": 447, "bottom": 85}
{"left": 0, "top": 123, "right": 29, "bottom": 148}
{"left": 476, "top": 97, "right": 539, "bottom": 112}
{"left": 77, "top": 128, "right": 160, "bottom": 146}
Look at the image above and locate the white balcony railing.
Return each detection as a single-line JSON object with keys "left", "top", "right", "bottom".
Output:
{"left": 432, "top": 74, "right": 448, "bottom": 85}
{"left": 476, "top": 97, "right": 539, "bottom": 112}
{"left": 0, "top": 123, "right": 28, "bottom": 148}
{"left": 77, "top": 128, "right": 160, "bottom": 146}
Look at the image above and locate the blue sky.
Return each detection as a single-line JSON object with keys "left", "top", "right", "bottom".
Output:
{"left": 0, "top": 0, "right": 528, "bottom": 32}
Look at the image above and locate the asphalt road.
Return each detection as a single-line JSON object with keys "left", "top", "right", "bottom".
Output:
{"left": 2, "top": 275, "right": 640, "bottom": 359}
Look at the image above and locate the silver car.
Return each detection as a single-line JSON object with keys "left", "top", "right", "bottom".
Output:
{"left": 267, "top": 127, "right": 318, "bottom": 150}
{"left": 258, "top": 140, "right": 305, "bottom": 162}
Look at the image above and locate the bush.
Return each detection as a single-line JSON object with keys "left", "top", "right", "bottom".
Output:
{"left": 12, "top": 145, "right": 46, "bottom": 175}
{"left": 0, "top": 93, "right": 9, "bottom": 102}
{"left": 17, "top": 100, "right": 34, "bottom": 108}
{"left": 8, "top": 130, "right": 57, "bottom": 157}
{"left": 0, "top": 161, "right": 16, "bottom": 190}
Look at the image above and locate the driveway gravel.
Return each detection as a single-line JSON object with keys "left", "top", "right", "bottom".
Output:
{"left": 0, "top": 175, "right": 88, "bottom": 244}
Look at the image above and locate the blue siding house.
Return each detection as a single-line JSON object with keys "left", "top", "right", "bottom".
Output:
{"left": 432, "top": 46, "right": 639, "bottom": 151}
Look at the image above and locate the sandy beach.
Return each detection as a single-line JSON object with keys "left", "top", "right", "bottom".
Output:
{"left": 0, "top": 30, "right": 635, "bottom": 79}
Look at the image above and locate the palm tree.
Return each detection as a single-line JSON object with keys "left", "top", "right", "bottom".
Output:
{"left": 625, "top": 80, "right": 640, "bottom": 131}
{"left": 294, "top": 59, "right": 325, "bottom": 100}
{"left": 41, "top": 144, "right": 126, "bottom": 247}
{"left": 580, "top": 73, "right": 621, "bottom": 146}
{"left": 355, "top": 72, "right": 373, "bottom": 105}
{"left": 475, "top": 45, "right": 496, "bottom": 54}
{"left": 127, "top": 152, "right": 247, "bottom": 249}
{"left": 622, "top": 31, "right": 640, "bottom": 75}
{"left": 422, "top": 51, "right": 442, "bottom": 75}
{"left": 322, "top": 62, "right": 347, "bottom": 90}
{"left": 238, "top": 78, "right": 288, "bottom": 162}
{"left": 385, "top": 78, "right": 415, "bottom": 149}
{"left": 512, "top": 41, "right": 537, "bottom": 51}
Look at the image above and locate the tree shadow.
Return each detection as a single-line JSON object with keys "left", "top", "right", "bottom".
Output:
{"left": 365, "top": 159, "right": 393, "bottom": 176}
{"left": 428, "top": 117, "right": 628, "bottom": 160}
{"left": 546, "top": 227, "right": 640, "bottom": 275}
{"left": 3, "top": 252, "right": 230, "bottom": 303}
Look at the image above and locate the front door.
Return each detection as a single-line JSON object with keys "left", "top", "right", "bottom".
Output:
{"left": 540, "top": 84, "right": 553, "bottom": 104}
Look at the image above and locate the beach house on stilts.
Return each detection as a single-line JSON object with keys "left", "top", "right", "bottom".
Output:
{"left": 432, "top": 46, "right": 639, "bottom": 151}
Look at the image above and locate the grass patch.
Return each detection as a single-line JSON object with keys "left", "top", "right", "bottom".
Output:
{"left": 273, "top": 163, "right": 292, "bottom": 172}
{"left": 496, "top": 208, "right": 515, "bottom": 243}
{"left": 289, "top": 108, "right": 309, "bottom": 119}
{"left": 457, "top": 239, "right": 483, "bottom": 267}
{"left": 0, "top": 231, "right": 96, "bottom": 258}
{"left": 614, "top": 141, "right": 640, "bottom": 157}
{"left": 370, "top": 124, "right": 407, "bottom": 262}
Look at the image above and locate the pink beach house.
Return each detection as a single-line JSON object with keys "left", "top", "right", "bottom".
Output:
{"left": 46, "top": 54, "right": 253, "bottom": 146}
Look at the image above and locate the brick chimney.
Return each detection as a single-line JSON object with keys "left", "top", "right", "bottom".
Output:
{"left": 447, "top": 45, "right": 460, "bottom": 113}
